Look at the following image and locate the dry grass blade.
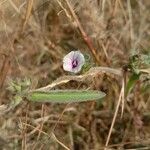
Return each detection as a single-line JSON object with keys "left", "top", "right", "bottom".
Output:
{"left": 0, "top": 54, "right": 10, "bottom": 89}
{"left": 8, "top": 0, "right": 20, "bottom": 13}
{"left": 61, "top": 0, "right": 100, "bottom": 64}
{"left": 22, "top": 0, "right": 34, "bottom": 32}
{"left": 21, "top": 104, "right": 29, "bottom": 150}
{"left": 50, "top": 103, "right": 70, "bottom": 133}
{"left": 22, "top": 123, "right": 70, "bottom": 150}
{"left": 139, "top": 68, "right": 150, "bottom": 75}
{"left": 32, "top": 104, "right": 45, "bottom": 150}
{"left": 51, "top": 133, "right": 71, "bottom": 150}
{"left": 121, "top": 76, "right": 125, "bottom": 118}
{"left": 56, "top": 0, "right": 72, "bottom": 20}
{"left": 105, "top": 77, "right": 125, "bottom": 149}
{"left": 33, "top": 67, "right": 122, "bottom": 91}
{"left": 1, "top": 0, "right": 150, "bottom": 149}
{"left": 127, "top": 0, "right": 135, "bottom": 48}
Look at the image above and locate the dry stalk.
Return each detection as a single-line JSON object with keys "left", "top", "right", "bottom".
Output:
{"left": 33, "top": 67, "right": 122, "bottom": 92}
{"left": 127, "top": 0, "right": 135, "bottom": 48}
{"left": 22, "top": 0, "right": 34, "bottom": 32}
{"left": 105, "top": 76, "right": 125, "bottom": 149}
{"left": 32, "top": 104, "right": 45, "bottom": 150}
{"left": 57, "top": 0, "right": 100, "bottom": 64}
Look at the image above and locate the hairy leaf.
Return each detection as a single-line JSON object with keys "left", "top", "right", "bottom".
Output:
{"left": 28, "top": 90, "right": 106, "bottom": 103}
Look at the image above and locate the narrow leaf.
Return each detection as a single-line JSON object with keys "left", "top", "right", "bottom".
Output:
{"left": 126, "top": 74, "right": 140, "bottom": 96}
{"left": 27, "top": 90, "right": 106, "bottom": 103}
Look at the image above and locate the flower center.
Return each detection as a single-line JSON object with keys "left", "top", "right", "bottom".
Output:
{"left": 72, "top": 59, "right": 78, "bottom": 68}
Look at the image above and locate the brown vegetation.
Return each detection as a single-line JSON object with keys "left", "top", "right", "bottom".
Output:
{"left": 0, "top": 0, "right": 150, "bottom": 149}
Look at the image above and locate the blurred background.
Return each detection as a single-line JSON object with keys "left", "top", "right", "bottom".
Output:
{"left": 0, "top": 0, "right": 150, "bottom": 149}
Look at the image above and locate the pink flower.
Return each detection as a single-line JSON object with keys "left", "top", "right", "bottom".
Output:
{"left": 63, "top": 51, "right": 85, "bottom": 73}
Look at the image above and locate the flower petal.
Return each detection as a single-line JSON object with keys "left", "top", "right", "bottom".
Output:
{"left": 63, "top": 50, "right": 85, "bottom": 73}
{"left": 63, "top": 53, "right": 72, "bottom": 71}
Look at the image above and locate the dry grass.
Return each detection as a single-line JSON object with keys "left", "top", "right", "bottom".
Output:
{"left": 0, "top": 0, "right": 150, "bottom": 149}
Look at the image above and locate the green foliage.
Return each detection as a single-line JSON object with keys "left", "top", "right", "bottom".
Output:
{"left": 126, "top": 52, "right": 150, "bottom": 96}
{"left": 126, "top": 73, "right": 140, "bottom": 95}
{"left": 140, "top": 53, "right": 150, "bottom": 67}
{"left": 82, "top": 53, "right": 93, "bottom": 73}
{"left": 129, "top": 52, "right": 150, "bottom": 74}
{"left": 7, "top": 77, "right": 105, "bottom": 104}
{"left": 8, "top": 78, "right": 31, "bottom": 94}
{"left": 7, "top": 78, "right": 31, "bottom": 107}
{"left": 28, "top": 90, "right": 106, "bottom": 103}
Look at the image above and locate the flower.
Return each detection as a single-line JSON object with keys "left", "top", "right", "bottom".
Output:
{"left": 63, "top": 51, "right": 85, "bottom": 73}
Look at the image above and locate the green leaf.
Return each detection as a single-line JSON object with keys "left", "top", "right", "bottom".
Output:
{"left": 27, "top": 90, "right": 106, "bottom": 103}
{"left": 126, "top": 74, "right": 140, "bottom": 96}
{"left": 141, "top": 53, "right": 150, "bottom": 66}
{"left": 129, "top": 53, "right": 150, "bottom": 74}
{"left": 10, "top": 95, "right": 23, "bottom": 107}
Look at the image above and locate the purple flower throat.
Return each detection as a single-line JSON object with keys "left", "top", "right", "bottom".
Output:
{"left": 72, "top": 59, "right": 78, "bottom": 68}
